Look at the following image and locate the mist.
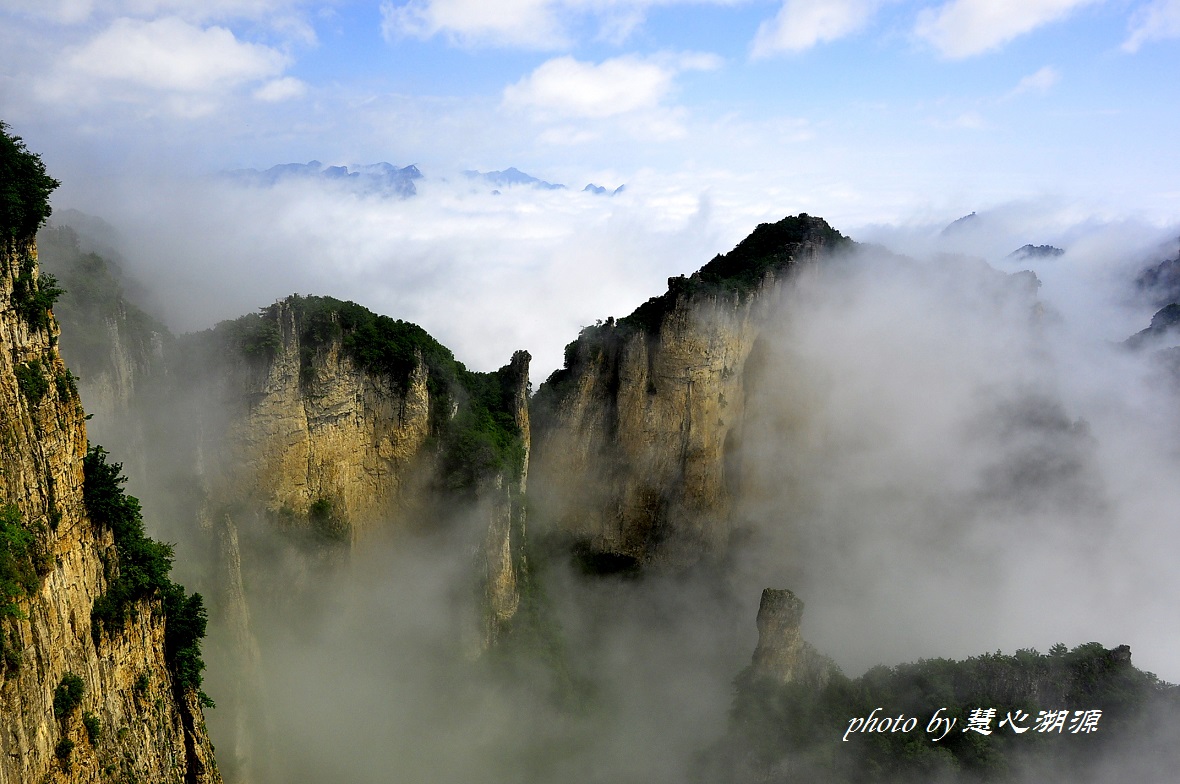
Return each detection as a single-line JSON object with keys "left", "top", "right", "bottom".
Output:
{"left": 48, "top": 192, "right": 1180, "bottom": 782}
{"left": 58, "top": 169, "right": 747, "bottom": 377}
{"left": 732, "top": 233, "right": 1180, "bottom": 682}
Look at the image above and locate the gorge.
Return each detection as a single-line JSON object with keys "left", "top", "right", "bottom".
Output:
{"left": 5, "top": 126, "right": 1179, "bottom": 783}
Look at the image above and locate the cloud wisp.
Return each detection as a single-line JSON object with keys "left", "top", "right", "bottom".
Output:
{"left": 915, "top": 0, "right": 1103, "bottom": 58}
{"left": 752, "top": 0, "right": 883, "bottom": 57}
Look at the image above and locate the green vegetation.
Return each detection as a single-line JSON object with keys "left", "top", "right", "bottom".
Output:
{"left": 53, "top": 672, "right": 84, "bottom": 718}
{"left": 625, "top": 213, "right": 849, "bottom": 333}
{"left": 308, "top": 497, "right": 349, "bottom": 542}
{"left": 12, "top": 256, "right": 64, "bottom": 333}
{"left": 13, "top": 254, "right": 64, "bottom": 333}
{"left": 437, "top": 357, "right": 529, "bottom": 491}
{"left": 83, "top": 445, "right": 213, "bottom": 706}
{"left": 729, "top": 642, "right": 1175, "bottom": 781}
{"left": 53, "top": 738, "right": 74, "bottom": 768}
{"left": 0, "top": 505, "right": 41, "bottom": 619}
{"left": 1, "top": 121, "right": 59, "bottom": 241}
{"left": 54, "top": 367, "right": 79, "bottom": 401}
{"left": 15, "top": 360, "right": 50, "bottom": 406}
{"left": 216, "top": 295, "right": 529, "bottom": 493}
{"left": 83, "top": 711, "right": 101, "bottom": 743}
{"left": 1, "top": 627, "right": 22, "bottom": 672}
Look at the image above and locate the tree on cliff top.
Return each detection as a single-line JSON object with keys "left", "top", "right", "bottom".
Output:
{"left": 0, "top": 122, "right": 59, "bottom": 240}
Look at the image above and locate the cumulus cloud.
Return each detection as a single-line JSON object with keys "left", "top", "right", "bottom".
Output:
{"left": 503, "top": 55, "right": 676, "bottom": 119}
{"left": 1123, "top": 0, "right": 1180, "bottom": 52}
{"left": 64, "top": 17, "right": 288, "bottom": 92}
{"left": 500, "top": 52, "right": 720, "bottom": 146}
{"left": 751, "top": 0, "right": 882, "bottom": 57}
{"left": 915, "top": 0, "right": 1102, "bottom": 58}
{"left": 34, "top": 16, "right": 291, "bottom": 116}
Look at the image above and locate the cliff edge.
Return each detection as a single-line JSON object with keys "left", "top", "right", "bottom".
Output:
{"left": 0, "top": 123, "right": 219, "bottom": 784}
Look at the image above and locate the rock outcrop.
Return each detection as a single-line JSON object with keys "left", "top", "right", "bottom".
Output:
{"left": 530, "top": 215, "right": 850, "bottom": 568}
{"left": 194, "top": 298, "right": 435, "bottom": 540}
{"left": 750, "top": 588, "right": 835, "bottom": 688}
{"left": 0, "top": 229, "right": 219, "bottom": 781}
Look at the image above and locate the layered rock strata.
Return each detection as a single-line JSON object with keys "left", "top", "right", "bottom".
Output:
{"left": 530, "top": 215, "right": 851, "bottom": 567}
{"left": 0, "top": 232, "right": 219, "bottom": 783}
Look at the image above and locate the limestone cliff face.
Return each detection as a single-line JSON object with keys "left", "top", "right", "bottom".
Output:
{"left": 479, "top": 350, "right": 530, "bottom": 648}
{"left": 531, "top": 215, "right": 850, "bottom": 568}
{"left": 0, "top": 235, "right": 219, "bottom": 783}
{"left": 199, "top": 299, "right": 434, "bottom": 540}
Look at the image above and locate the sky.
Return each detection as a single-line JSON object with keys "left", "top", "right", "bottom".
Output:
{"left": 2, "top": 0, "right": 1180, "bottom": 375}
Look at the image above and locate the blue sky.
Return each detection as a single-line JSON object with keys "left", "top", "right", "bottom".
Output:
{"left": 3, "top": 0, "right": 1178, "bottom": 202}
{"left": 1, "top": 1, "right": 1179, "bottom": 375}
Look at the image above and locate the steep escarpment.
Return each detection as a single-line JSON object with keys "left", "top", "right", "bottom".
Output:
{"left": 170, "top": 295, "right": 531, "bottom": 547}
{"left": 0, "top": 125, "right": 218, "bottom": 784}
{"left": 71, "top": 292, "right": 533, "bottom": 776}
{"left": 530, "top": 214, "right": 851, "bottom": 568}
{"left": 38, "top": 216, "right": 539, "bottom": 775}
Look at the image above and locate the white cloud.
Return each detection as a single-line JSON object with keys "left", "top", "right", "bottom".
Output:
{"left": 503, "top": 55, "right": 677, "bottom": 119}
{"left": 751, "top": 0, "right": 882, "bottom": 57}
{"left": 915, "top": 0, "right": 1103, "bottom": 58}
{"left": 2, "top": 0, "right": 315, "bottom": 25}
{"left": 55, "top": 17, "right": 289, "bottom": 95}
{"left": 1008, "top": 65, "right": 1061, "bottom": 96}
{"left": 501, "top": 53, "right": 720, "bottom": 143}
{"left": 253, "top": 75, "right": 307, "bottom": 102}
{"left": 2, "top": 0, "right": 94, "bottom": 24}
{"left": 381, "top": 0, "right": 567, "bottom": 48}
{"left": 75, "top": 17, "right": 287, "bottom": 91}
{"left": 380, "top": 0, "right": 741, "bottom": 49}
{"left": 1123, "top": 0, "right": 1180, "bottom": 51}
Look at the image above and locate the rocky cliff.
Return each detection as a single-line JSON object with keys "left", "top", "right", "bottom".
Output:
{"left": 149, "top": 296, "right": 533, "bottom": 776}
{"left": 0, "top": 127, "right": 219, "bottom": 783}
{"left": 749, "top": 588, "right": 836, "bottom": 688}
{"left": 37, "top": 221, "right": 537, "bottom": 778}
{"left": 530, "top": 214, "right": 851, "bottom": 568}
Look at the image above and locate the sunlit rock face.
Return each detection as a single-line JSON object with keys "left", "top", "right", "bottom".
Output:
{"left": 0, "top": 233, "right": 219, "bottom": 784}
{"left": 530, "top": 215, "right": 850, "bottom": 569}
{"left": 39, "top": 220, "right": 537, "bottom": 776}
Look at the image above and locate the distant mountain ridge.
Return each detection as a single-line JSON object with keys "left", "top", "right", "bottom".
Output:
{"left": 583, "top": 183, "right": 625, "bottom": 196}
{"left": 1136, "top": 242, "right": 1180, "bottom": 309}
{"left": 1009, "top": 243, "right": 1064, "bottom": 259}
{"left": 463, "top": 166, "right": 565, "bottom": 191}
{"left": 224, "top": 161, "right": 625, "bottom": 198}
{"left": 225, "top": 160, "right": 423, "bottom": 197}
